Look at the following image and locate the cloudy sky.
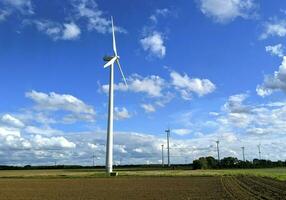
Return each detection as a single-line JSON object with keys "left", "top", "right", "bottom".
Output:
{"left": 0, "top": 0, "right": 286, "bottom": 166}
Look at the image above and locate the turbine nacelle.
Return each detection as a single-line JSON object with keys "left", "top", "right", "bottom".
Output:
{"left": 103, "top": 56, "right": 113, "bottom": 62}
{"left": 103, "top": 55, "right": 120, "bottom": 62}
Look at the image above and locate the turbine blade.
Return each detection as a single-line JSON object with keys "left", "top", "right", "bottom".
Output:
{"left": 116, "top": 60, "right": 128, "bottom": 87}
{"left": 104, "top": 56, "right": 117, "bottom": 68}
{"left": 111, "top": 16, "right": 117, "bottom": 56}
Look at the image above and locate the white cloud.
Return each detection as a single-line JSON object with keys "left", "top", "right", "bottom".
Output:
{"left": 73, "top": 0, "right": 126, "bottom": 34}
{"left": 140, "top": 32, "right": 166, "bottom": 58}
{"left": 114, "top": 144, "right": 127, "bottom": 154}
{"left": 217, "top": 94, "right": 253, "bottom": 128}
{"left": 62, "top": 23, "right": 81, "bottom": 40}
{"left": 209, "top": 112, "right": 219, "bottom": 116}
{"left": 88, "top": 143, "right": 98, "bottom": 149}
{"left": 256, "top": 85, "right": 272, "bottom": 97}
{"left": 62, "top": 113, "right": 95, "bottom": 123}
{"left": 140, "top": 7, "right": 174, "bottom": 59}
{"left": 221, "top": 132, "right": 237, "bottom": 143}
{"left": 133, "top": 148, "right": 143, "bottom": 153}
{"left": 1, "top": 114, "right": 25, "bottom": 128}
{"left": 0, "top": 126, "right": 21, "bottom": 137}
{"left": 265, "top": 44, "right": 284, "bottom": 57}
{"left": 260, "top": 20, "right": 286, "bottom": 39}
{"left": 150, "top": 8, "right": 170, "bottom": 23}
{"left": 32, "top": 135, "right": 76, "bottom": 149}
{"left": 14, "top": 111, "right": 57, "bottom": 126}
{"left": 102, "top": 74, "right": 166, "bottom": 97}
{"left": 0, "top": 120, "right": 286, "bottom": 165}
{"left": 173, "top": 129, "right": 192, "bottom": 136}
{"left": 0, "top": 0, "right": 33, "bottom": 22}
{"left": 32, "top": 20, "right": 61, "bottom": 39}
{"left": 2, "top": 0, "right": 33, "bottom": 14}
{"left": 198, "top": 0, "right": 257, "bottom": 23}
{"left": 1, "top": 135, "right": 31, "bottom": 149}
{"left": 101, "top": 71, "right": 215, "bottom": 110}
{"left": 155, "top": 92, "right": 174, "bottom": 108}
{"left": 0, "top": 10, "right": 10, "bottom": 22}
{"left": 257, "top": 56, "right": 286, "bottom": 96}
{"left": 25, "top": 126, "right": 63, "bottom": 136}
{"left": 2, "top": 88, "right": 286, "bottom": 164}
{"left": 114, "top": 107, "right": 131, "bottom": 120}
{"left": 0, "top": 126, "right": 31, "bottom": 150}
{"left": 170, "top": 71, "right": 216, "bottom": 100}
{"left": 26, "top": 90, "right": 95, "bottom": 115}
{"left": 223, "top": 93, "right": 250, "bottom": 113}
{"left": 31, "top": 20, "right": 81, "bottom": 41}
{"left": 215, "top": 93, "right": 286, "bottom": 138}
{"left": 141, "top": 104, "right": 156, "bottom": 113}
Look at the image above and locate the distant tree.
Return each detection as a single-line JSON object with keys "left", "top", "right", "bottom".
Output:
{"left": 206, "top": 156, "right": 218, "bottom": 169}
{"left": 220, "top": 157, "right": 238, "bottom": 168}
{"left": 192, "top": 156, "right": 218, "bottom": 169}
{"left": 193, "top": 159, "right": 202, "bottom": 169}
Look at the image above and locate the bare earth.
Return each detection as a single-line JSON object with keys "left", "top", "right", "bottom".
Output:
{"left": 0, "top": 176, "right": 285, "bottom": 200}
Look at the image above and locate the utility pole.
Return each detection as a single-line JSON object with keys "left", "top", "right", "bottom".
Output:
{"left": 241, "top": 147, "right": 245, "bottom": 162}
{"left": 92, "top": 152, "right": 95, "bottom": 167}
{"left": 258, "top": 144, "right": 261, "bottom": 160}
{"left": 161, "top": 144, "right": 164, "bottom": 167}
{"left": 165, "top": 128, "right": 171, "bottom": 167}
{"left": 216, "top": 140, "right": 220, "bottom": 163}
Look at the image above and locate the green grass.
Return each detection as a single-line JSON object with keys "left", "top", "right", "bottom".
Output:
{"left": 0, "top": 168, "right": 285, "bottom": 181}
{"left": 117, "top": 168, "right": 286, "bottom": 181}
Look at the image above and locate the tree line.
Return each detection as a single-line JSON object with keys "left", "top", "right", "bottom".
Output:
{"left": 192, "top": 156, "right": 286, "bottom": 169}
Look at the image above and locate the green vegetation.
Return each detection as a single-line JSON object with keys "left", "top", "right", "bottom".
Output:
{"left": 193, "top": 156, "right": 286, "bottom": 169}
{"left": 117, "top": 168, "right": 286, "bottom": 181}
{"left": 0, "top": 168, "right": 285, "bottom": 181}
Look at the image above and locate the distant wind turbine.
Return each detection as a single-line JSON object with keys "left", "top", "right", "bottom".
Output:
{"left": 216, "top": 140, "right": 220, "bottom": 163}
{"left": 103, "top": 17, "right": 127, "bottom": 174}
{"left": 165, "top": 128, "right": 171, "bottom": 167}
{"left": 257, "top": 144, "right": 261, "bottom": 160}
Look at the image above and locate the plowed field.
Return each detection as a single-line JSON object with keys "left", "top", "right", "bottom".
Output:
{"left": 0, "top": 176, "right": 285, "bottom": 200}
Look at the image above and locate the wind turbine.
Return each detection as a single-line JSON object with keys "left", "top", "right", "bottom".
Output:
{"left": 216, "top": 140, "right": 220, "bottom": 163}
{"left": 165, "top": 128, "right": 171, "bottom": 167}
{"left": 103, "top": 17, "right": 127, "bottom": 174}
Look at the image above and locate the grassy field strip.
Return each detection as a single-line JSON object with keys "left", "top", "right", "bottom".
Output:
{"left": 0, "top": 168, "right": 285, "bottom": 181}
{"left": 117, "top": 168, "right": 286, "bottom": 181}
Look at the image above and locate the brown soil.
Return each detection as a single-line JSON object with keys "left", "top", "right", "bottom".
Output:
{"left": 221, "top": 176, "right": 286, "bottom": 200}
{"left": 0, "top": 176, "right": 284, "bottom": 200}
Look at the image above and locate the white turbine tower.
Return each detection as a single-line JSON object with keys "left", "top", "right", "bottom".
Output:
{"left": 103, "top": 17, "right": 127, "bottom": 175}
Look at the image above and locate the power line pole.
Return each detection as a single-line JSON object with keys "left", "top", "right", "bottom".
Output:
{"left": 216, "top": 140, "right": 220, "bottom": 163}
{"left": 241, "top": 147, "right": 245, "bottom": 162}
{"left": 161, "top": 144, "right": 164, "bottom": 167}
{"left": 258, "top": 144, "right": 261, "bottom": 160}
{"left": 165, "top": 128, "right": 171, "bottom": 167}
{"left": 92, "top": 152, "right": 95, "bottom": 167}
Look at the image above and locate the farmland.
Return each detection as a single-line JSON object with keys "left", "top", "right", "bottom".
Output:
{"left": 0, "top": 168, "right": 285, "bottom": 199}
{"left": 0, "top": 167, "right": 285, "bottom": 180}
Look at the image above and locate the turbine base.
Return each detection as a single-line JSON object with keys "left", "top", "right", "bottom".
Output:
{"left": 109, "top": 172, "right": 118, "bottom": 176}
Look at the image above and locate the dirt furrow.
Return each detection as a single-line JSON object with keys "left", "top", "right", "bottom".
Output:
{"left": 221, "top": 176, "right": 261, "bottom": 199}
{"left": 237, "top": 176, "right": 286, "bottom": 199}
{"left": 253, "top": 176, "right": 286, "bottom": 192}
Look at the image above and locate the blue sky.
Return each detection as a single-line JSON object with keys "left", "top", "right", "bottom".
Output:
{"left": 0, "top": 0, "right": 286, "bottom": 165}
